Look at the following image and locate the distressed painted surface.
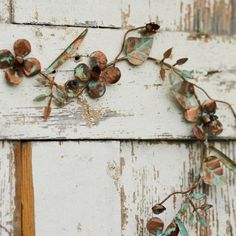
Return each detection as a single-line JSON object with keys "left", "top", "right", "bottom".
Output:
{"left": 0, "top": 0, "right": 10, "bottom": 23}
{"left": 0, "top": 24, "right": 236, "bottom": 139}
{"left": 32, "top": 141, "right": 121, "bottom": 236}
{"left": 11, "top": 0, "right": 236, "bottom": 35}
{"left": 120, "top": 141, "right": 236, "bottom": 236}
{"left": 0, "top": 1, "right": 236, "bottom": 236}
{"left": 0, "top": 142, "right": 15, "bottom": 236}
{"left": 29, "top": 141, "right": 236, "bottom": 236}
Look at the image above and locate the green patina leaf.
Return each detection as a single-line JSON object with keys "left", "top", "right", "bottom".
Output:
{"left": 199, "top": 216, "right": 207, "bottom": 227}
{"left": 189, "top": 213, "right": 195, "bottom": 226}
{"left": 46, "top": 29, "right": 88, "bottom": 73}
{"left": 33, "top": 94, "right": 48, "bottom": 102}
{"left": 181, "top": 70, "right": 193, "bottom": 79}
{"left": 125, "top": 37, "right": 153, "bottom": 65}
{"left": 210, "top": 146, "right": 236, "bottom": 174}
{"left": 201, "top": 156, "right": 226, "bottom": 186}
{"left": 180, "top": 202, "right": 189, "bottom": 213}
{"left": 191, "top": 193, "right": 206, "bottom": 201}
{"left": 175, "top": 216, "right": 189, "bottom": 236}
{"left": 171, "top": 81, "right": 198, "bottom": 109}
{"left": 169, "top": 70, "right": 182, "bottom": 85}
{"left": 201, "top": 204, "right": 213, "bottom": 212}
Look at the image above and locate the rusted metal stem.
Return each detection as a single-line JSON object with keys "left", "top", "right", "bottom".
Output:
{"left": 149, "top": 56, "right": 236, "bottom": 122}
{"left": 113, "top": 26, "right": 146, "bottom": 65}
{"left": 158, "top": 181, "right": 199, "bottom": 205}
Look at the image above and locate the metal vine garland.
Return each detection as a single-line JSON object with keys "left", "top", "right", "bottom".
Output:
{"left": 0, "top": 23, "right": 236, "bottom": 236}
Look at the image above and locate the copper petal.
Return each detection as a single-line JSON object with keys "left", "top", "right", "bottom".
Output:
{"left": 90, "top": 51, "right": 107, "bottom": 70}
{"left": 192, "top": 125, "right": 206, "bottom": 141}
{"left": 13, "top": 39, "right": 31, "bottom": 57}
{"left": 0, "top": 49, "right": 14, "bottom": 68}
{"left": 184, "top": 107, "right": 201, "bottom": 123}
{"left": 146, "top": 217, "right": 164, "bottom": 235}
{"left": 74, "top": 63, "right": 90, "bottom": 82}
{"left": 87, "top": 79, "right": 106, "bottom": 98}
{"left": 5, "top": 67, "right": 23, "bottom": 85}
{"left": 100, "top": 66, "right": 121, "bottom": 84}
{"left": 208, "top": 120, "right": 223, "bottom": 136}
{"left": 23, "top": 58, "right": 41, "bottom": 77}
{"left": 202, "top": 100, "right": 216, "bottom": 113}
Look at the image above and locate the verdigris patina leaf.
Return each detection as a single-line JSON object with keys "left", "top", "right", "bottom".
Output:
{"left": 174, "top": 216, "right": 189, "bottom": 236}
{"left": 125, "top": 37, "right": 153, "bottom": 65}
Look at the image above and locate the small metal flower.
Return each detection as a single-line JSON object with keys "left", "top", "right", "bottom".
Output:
{"left": 0, "top": 39, "right": 41, "bottom": 85}
{"left": 184, "top": 99, "right": 223, "bottom": 140}
{"left": 65, "top": 51, "right": 121, "bottom": 98}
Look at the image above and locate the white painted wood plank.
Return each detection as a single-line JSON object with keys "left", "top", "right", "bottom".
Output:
{"left": 0, "top": 24, "right": 236, "bottom": 139}
{"left": 120, "top": 141, "right": 236, "bottom": 236}
{"left": 12, "top": 0, "right": 236, "bottom": 35}
{"left": 12, "top": 0, "right": 121, "bottom": 27}
{"left": 32, "top": 141, "right": 121, "bottom": 236}
{"left": 0, "top": 142, "right": 15, "bottom": 236}
{"left": 0, "top": 0, "right": 10, "bottom": 23}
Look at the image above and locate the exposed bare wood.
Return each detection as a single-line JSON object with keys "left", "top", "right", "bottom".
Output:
{"left": 21, "top": 142, "right": 35, "bottom": 236}
{"left": 13, "top": 142, "right": 35, "bottom": 236}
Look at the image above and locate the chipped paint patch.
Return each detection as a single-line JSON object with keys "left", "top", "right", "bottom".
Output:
{"left": 181, "top": 0, "right": 236, "bottom": 35}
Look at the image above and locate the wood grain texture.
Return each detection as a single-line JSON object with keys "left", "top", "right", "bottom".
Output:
{"left": 30, "top": 141, "right": 236, "bottom": 236}
{"left": 21, "top": 142, "right": 35, "bottom": 236}
{"left": 0, "top": 0, "right": 11, "bottom": 23}
{"left": 31, "top": 141, "right": 121, "bottom": 236}
{"left": 0, "top": 142, "right": 16, "bottom": 236}
{"left": 120, "top": 141, "right": 236, "bottom": 236}
{"left": 0, "top": 24, "right": 235, "bottom": 139}
{"left": 11, "top": 0, "right": 236, "bottom": 35}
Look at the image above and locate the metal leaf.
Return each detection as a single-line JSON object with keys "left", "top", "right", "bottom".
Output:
{"left": 163, "top": 48, "right": 173, "bottom": 59}
{"left": 201, "top": 156, "right": 226, "bottom": 186}
{"left": 199, "top": 216, "right": 207, "bottom": 227}
{"left": 162, "top": 222, "right": 179, "bottom": 236}
{"left": 174, "top": 216, "right": 189, "bottom": 236}
{"left": 160, "top": 68, "right": 166, "bottom": 80}
{"left": 33, "top": 94, "right": 48, "bottom": 102}
{"left": 210, "top": 146, "right": 236, "bottom": 174}
{"left": 191, "top": 193, "right": 206, "bottom": 201}
{"left": 181, "top": 70, "right": 193, "bottom": 79}
{"left": 171, "top": 81, "right": 198, "bottom": 109}
{"left": 46, "top": 29, "right": 88, "bottom": 73}
{"left": 125, "top": 37, "right": 153, "bottom": 65}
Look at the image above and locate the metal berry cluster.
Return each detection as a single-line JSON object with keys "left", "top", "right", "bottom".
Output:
{"left": 0, "top": 23, "right": 236, "bottom": 236}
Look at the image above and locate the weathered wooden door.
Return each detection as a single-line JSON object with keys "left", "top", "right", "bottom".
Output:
{"left": 0, "top": 1, "right": 236, "bottom": 235}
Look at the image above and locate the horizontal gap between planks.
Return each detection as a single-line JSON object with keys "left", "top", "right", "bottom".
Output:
{"left": 0, "top": 138, "right": 236, "bottom": 142}
{"left": 10, "top": 22, "right": 121, "bottom": 30}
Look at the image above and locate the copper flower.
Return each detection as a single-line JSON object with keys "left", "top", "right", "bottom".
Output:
{"left": 65, "top": 51, "right": 121, "bottom": 98}
{"left": 184, "top": 99, "right": 223, "bottom": 140}
{"left": 0, "top": 39, "right": 41, "bottom": 85}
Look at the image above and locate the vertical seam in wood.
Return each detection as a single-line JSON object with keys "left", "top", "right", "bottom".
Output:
{"left": 13, "top": 142, "right": 22, "bottom": 236}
